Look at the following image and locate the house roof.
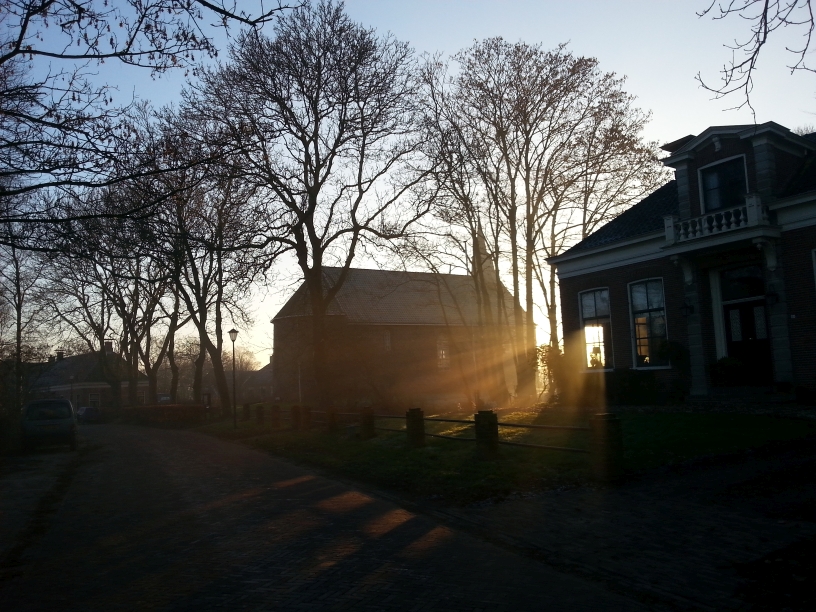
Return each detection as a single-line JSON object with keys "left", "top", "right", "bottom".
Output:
{"left": 33, "top": 352, "right": 146, "bottom": 388}
{"left": 273, "top": 267, "right": 516, "bottom": 327}
{"left": 244, "top": 362, "right": 273, "bottom": 388}
{"left": 557, "top": 180, "right": 679, "bottom": 257}
{"left": 557, "top": 128, "right": 816, "bottom": 260}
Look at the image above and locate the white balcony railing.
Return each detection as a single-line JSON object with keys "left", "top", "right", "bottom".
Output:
{"left": 664, "top": 194, "right": 768, "bottom": 244}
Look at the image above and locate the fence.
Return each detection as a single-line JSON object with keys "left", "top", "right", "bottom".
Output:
{"left": 258, "top": 404, "right": 623, "bottom": 481}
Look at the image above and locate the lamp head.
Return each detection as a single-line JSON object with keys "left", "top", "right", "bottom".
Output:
{"left": 228, "top": 328, "right": 239, "bottom": 343}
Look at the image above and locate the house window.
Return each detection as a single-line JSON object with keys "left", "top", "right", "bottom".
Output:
{"left": 89, "top": 393, "right": 100, "bottom": 408}
{"left": 629, "top": 279, "right": 668, "bottom": 367}
{"left": 383, "top": 329, "right": 392, "bottom": 352}
{"left": 437, "top": 335, "right": 450, "bottom": 369}
{"left": 700, "top": 157, "right": 747, "bottom": 212}
{"left": 579, "top": 288, "right": 612, "bottom": 369}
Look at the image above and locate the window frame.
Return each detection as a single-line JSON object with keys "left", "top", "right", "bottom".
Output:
{"left": 697, "top": 154, "right": 749, "bottom": 214}
{"left": 437, "top": 334, "right": 451, "bottom": 370}
{"left": 627, "top": 277, "right": 671, "bottom": 370}
{"left": 578, "top": 287, "right": 614, "bottom": 371}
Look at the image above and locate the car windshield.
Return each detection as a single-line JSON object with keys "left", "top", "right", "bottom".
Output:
{"left": 25, "top": 402, "right": 72, "bottom": 420}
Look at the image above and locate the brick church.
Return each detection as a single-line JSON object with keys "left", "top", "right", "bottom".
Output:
{"left": 271, "top": 267, "right": 521, "bottom": 408}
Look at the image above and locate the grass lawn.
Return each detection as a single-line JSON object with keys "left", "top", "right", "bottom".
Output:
{"left": 194, "top": 406, "right": 816, "bottom": 505}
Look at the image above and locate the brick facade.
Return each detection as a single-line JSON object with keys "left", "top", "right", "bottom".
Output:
{"left": 779, "top": 225, "right": 816, "bottom": 389}
{"left": 273, "top": 316, "right": 509, "bottom": 407}
{"left": 552, "top": 122, "right": 816, "bottom": 403}
{"left": 559, "top": 256, "right": 688, "bottom": 397}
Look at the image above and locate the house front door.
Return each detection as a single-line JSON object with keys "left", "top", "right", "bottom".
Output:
{"left": 723, "top": 299, "right": 773, "bottom": 385}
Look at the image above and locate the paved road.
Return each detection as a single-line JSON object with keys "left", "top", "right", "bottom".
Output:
{"left": 0, "top": 425, "right": 647, "bottom": 611}
{"left": 447, "top": 445, "right": 816, "bottom": 611}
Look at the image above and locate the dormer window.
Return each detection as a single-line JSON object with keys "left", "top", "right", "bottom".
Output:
{"left": 700, "top": 156, "right": 747, "bottom": 212}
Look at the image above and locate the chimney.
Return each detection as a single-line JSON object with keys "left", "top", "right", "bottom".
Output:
{"left": 56, "top": 350, "right": 64, "bottom": 361}
{"left": 48, "top": 355, "right": 55, "bottom": 363}
{"left": 104, "top": 341, "right": 113, "bottom": 353}
{"left": 269, "top": 355, "right": 273, "bottom": 365}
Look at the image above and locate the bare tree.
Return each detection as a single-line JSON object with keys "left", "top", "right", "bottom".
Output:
{"left": 1, "top": 0, "right": 293, "bottom": 228}
{"left": 698, "top": 0, "right": 816, "bottom": 110}
{"left": 0, "top": 211, "right": 49, "bottom": 411}
{"left": 184, "top": 1, "right": 432, "bottom": 407}
{"left": 40, "top": 253, "right": 126, "bottom": 409}
{"left": 423, "top": 40, "right": 666, "bottom": 402}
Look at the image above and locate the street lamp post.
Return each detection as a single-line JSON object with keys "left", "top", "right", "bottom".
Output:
{"left": 228, "top": 328, "right": 239, "bottom": 429}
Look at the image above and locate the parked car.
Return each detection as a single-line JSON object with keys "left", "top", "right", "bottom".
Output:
{"left": 21, "top": 399, "right": 77, "bottom": 451}
{"left": 76, "top": 405, "right": 103, "bottom": 423}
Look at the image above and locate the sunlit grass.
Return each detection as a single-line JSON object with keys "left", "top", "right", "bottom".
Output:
{"left": 193, "top": 403, "right": 816, "bottom": 505}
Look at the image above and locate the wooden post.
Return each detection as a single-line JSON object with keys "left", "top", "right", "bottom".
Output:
{"left": 590, "top": 413, "right": 624, "bottom": 482}
{"left": 359, "top": 407, "right": 376, "bottom": 440}
{"left": 270, "top": 404, "right": 281, "bottom": 428}
{"left": 406, "top": 408, "right": 425, "bottom": 448}
{"left": 474, "top": 410, "right": 498, "bottom": 459}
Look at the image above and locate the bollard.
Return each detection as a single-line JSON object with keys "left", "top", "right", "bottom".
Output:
{"left": 256, "top": 404, "right": 265, "bottom": 424}
{"left": 302, "top": 405, "right": 311, "bottom": 430}
{"left": 270, "top": 404, "right": 281, "bottom": 428}
{"left": 406, "top": 408, "right": 425, "bottom": 448}
{"left": 359, "top": 407, "right": 376, "bottom": 440}
{"left": 242, "top": 403, "right": 251, "bottom": 421}
{"left": 590, "top": 413, "right": 624, "bottom": 482}
{"left": 474, "top": 410, "right": 499, "bottom": 459}
{"left": 291, "top": 404, "right": 301, "bottom": 430}
{"left": 326, "top": 407, "right": 339, "bottom": 433}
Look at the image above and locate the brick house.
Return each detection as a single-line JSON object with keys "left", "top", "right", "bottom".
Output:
{"left": 31, "top": 349, "right": 148, "bottom": 409}
{"left": 271, "top": 267, "right": 520, "bottom": 407}
{"left": 549, "top": 122, "right": 816, "bottom": 403}
{"left": 240, "top": 359, "right": 274, "bottom": 404}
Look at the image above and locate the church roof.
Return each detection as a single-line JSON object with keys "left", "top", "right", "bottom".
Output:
{"left": 273, "top": 267, "right": 516, "bottom": 327}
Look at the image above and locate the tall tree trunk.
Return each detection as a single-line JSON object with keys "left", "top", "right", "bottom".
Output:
{"left": 524, "top": 213, "right": 537, "bottom": 401}
{"left": 305, "top": 268, "right": 331, "bottom": 409}
{"left": 13, "top": 246, "right": 23, "bottom": 411}
{"left": 192, "top": 339, "right": 206, "bottom": 403}
{"left": 168, "top": 335, "right": 179, "bottom": 403}
{"left": 548, "top": 265, "right": 560, "bottom": 350}
{"left": 202, "top": 338, "right": 232, "bottom": 417}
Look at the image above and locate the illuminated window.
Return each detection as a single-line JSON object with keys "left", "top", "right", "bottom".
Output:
{"left": 629, "top": 279, "right": 668, "bottom": 367}
{"left": 580, "top": 289, "right": 612, "bottom": 369}
{"left": 437, "top": 335, "right": 450, "bottom": 369}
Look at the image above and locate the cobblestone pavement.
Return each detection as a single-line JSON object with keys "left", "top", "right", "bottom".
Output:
{"left": 439, "top": 442, "right": 816, "bottom": 611}
{"left": 0, "top": 425, "right": 647, "bottom": 611}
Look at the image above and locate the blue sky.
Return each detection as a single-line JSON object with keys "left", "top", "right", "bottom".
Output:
{"left": 109, "top": 1, "right": 816, "bottom": 144}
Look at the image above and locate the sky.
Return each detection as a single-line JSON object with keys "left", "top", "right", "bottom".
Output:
{"left": 78, "top": 0, "right": 816, "bottom": 362}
